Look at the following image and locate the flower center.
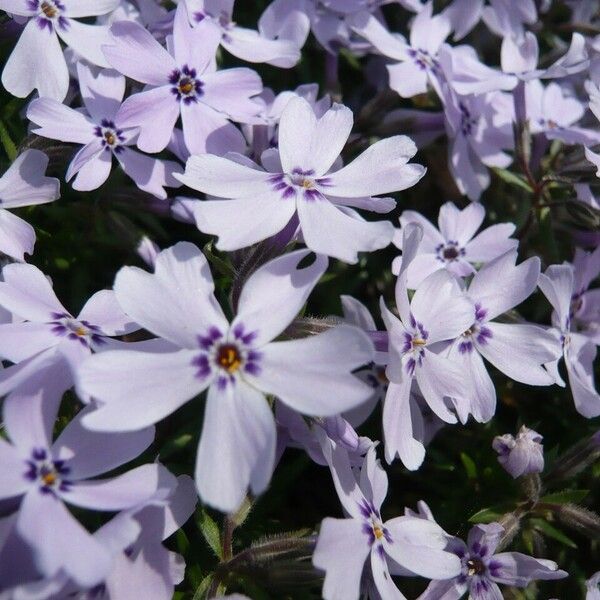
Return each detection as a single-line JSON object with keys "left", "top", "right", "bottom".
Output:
{"left": 436, "top": 241, "right": 464, "bottom": 263}
{"left": 24, "top": 448, "right": 71, "bottom": 494}
{"left": 169, "top": 66, "right": 203, "bottom": 103}
{"left": 41, "top": 0, "right": 57, "bottom": 17}
{"left": 466, "top": 557, "right": 486, "bottom": 577}
{"left": 49, "top": 312, "right": 105, "bottom": 347}
{"left": 94, "top": 119, "right": 124, "bottom": 152}
{"left": 216, "top": 344, "right": 243, "bottom": 374}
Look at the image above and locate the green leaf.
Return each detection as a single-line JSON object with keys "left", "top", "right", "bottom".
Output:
{"left": 203, "top": 240, "right": 233, "bottom": 277}
{"left": 0, "top": 119, "right": 17, "bottom": 161}
{"left": 192, "top": 573, "right": 214, "bottom": 600}
{"left": 159, "top": 431, "right": 194, "bottom": 460}
{"left": 529, "top": 518, "right": 577, "bottom": 548}
{"left": 196, "top": 508, "right": 223, "bottom": 559}
{"left": 468, "top": 503, "right": 514, "bottom": 524}
{"left": 540, "top": 490, "right": 589, "bottom": 504}
{"left": 493, "top": 168, "right": 533, "bottom": 193}
{"left": 460, "top": 452, "right": 477, "bottom": 480}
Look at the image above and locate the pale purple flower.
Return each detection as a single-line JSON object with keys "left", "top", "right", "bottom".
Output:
{"left": 176, "top": 96, "right": 424, "bottom": 263}
{"left": 41, "top": 475, "right": 196, "bottom": 599}
{"left": 350, "top": 1, "right": 451, "bottom": 99}
{"left": 419, "top": 522, "right": 567, "bottom": 599}
{"left": 394, "top": 201, "right": 518, "bottom": 288}
{"left": 539, "top": 263, "right": 600, "bottom": 418}
{"left": 102, "top": 2, "right": 262, "bottom": 155}
{"left": 184, "top": 0, "right": 305, "bottom": 68}
{"left": 446, "top": 251, "right": 561, "bottom": 424}
{"left": 26, "top": 63, "right": 183, "bottom": 199}
{"left": 380, "top": 224, "right": 475, "bottom": 469}
{"left": 78, "top": 242, "right": 374, "bottom": 512}
{"left": 313, "top": 439, "right": 461, "bottom": 600}
{"left": 441, "top": 32, "right": 588, "bottom": 98}
{"left": 1, "top": 0, "right": 119, "bottom": 101}
{"left": 570, "top": 246, "right": 600, "bottom": 344}
{"left": 493, "top": 425, "right": 544, "bottom": 478}
{"left": 526, "top": 79, "right": 600, "bottom": 146}
{"left": 0, "top": 261, "right": 138, "bottom": 401}
{"left": 0, "top": 390, "right": 171, "bottom": 587}
{"left": 0, "top": 149, "right": 59, "bottom": 261}
{"left": 441, "top": 87, "right": 514, "bottom": 201}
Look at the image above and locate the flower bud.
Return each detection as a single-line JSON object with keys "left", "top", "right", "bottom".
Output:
{"left": 493, "top": 426, "right": 544, "bottom": 478}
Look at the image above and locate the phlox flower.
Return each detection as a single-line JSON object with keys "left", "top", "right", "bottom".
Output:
{"left": 313, "top": 439, "right": 461, "bottom": 600}
{"left": 493, "top": 425, "right": 544, "bottom": 478}
{"left": 0, "top": 0, "right": 119, "bottom": 101}
{"left": 539, "top": 262, "right": 600, "bottom": 418}
{"left": 184, "top": 0, "right": 305, "bottom": 68}
{"left": 0, "top": 391, "right": 172, "bottom": 587}
{"left": 570, "top": 246, "right": 600, "bottom": 344}
{"left": 588, "top": 571, "right": 600, "bottom": 599}
{"left": 526, "top": 79, "right": 600, "bottom": 146}
{"left": 26, "top": 63, "right": 183, "bottom": 199}
{"left": 446, "top": 251, "right": 561, "bottom": 423}
{"left": 380, "top": 224, "right": 475, "bottom": 469}
{"left": 0, "top": 261, "right": 138, "bottom": 401}
{"left": 350, "top": 1, "right": 451, "bottom": 99}
{"left": 176, "top": 96, "right": 424, "bottom": 263}
{"left": 394, "top": 201, "right": 517, "bottom": 288}
{"left": 78, "top": 242, "right": 375, "bottom": 512}
{"left": 0, "top": 148, "right": 59, "bottom": 261}
{"left": 102, "top": 2, "right": 263, "bottom": 155}
{"left": 3, "top": 475, "right": 197, "bottom": 599}
{"left": 419, "top": 522, "right": 567, "bottom": 599}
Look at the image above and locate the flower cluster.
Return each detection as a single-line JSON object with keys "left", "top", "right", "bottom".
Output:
{"left": 0, "top": 0, "right": 598, "bottom": 598}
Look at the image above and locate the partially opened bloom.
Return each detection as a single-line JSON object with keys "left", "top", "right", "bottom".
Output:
{"left": 0, "top": 148, "right": 60, "bottom": 261}
{"left": 103, "top": 2, "right": 262, "bottom": 154}
{"left": 184, "top": 0, "right": 305, "bottom": 68}
{"left": 446, "top": 251, "right": 561, "bottom": 423}
{"left": 493, "top": 425, "right": 544, "bottom": 478}
{"left": 395, "top": 201, "right": 517, "bottom": 288}
{"left": 313, "top": 439, "right": 461, "bottom": 600}
{"left": 380, "top": 225, "right": 475, "bottom": 469}
{"left": 176, "top": 96, "right": 425, "bottom": 263}
{"left": 78, "top": 242, "right": 374, "bottom": 512}
{"left": 539, "top": 263, "right": 600, "bottom": 418}
{"left": 0, "top": 391, "right": 171, "bottom": 587}
{"left": 419, "top": 522, "right": 567, "bottom": 599}
{"left": 1, "top": 0, "right": 119, "bottom": 101}
{"left": 588, "top": 571, "right": 600, "bottom": 599}
{"left": 26, "top": 63, "right": 183, "bottom": 198}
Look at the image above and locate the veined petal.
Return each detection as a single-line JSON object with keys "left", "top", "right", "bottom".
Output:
{"left": 0, "top": 262, "right": 65, "bottom": 322}
{"left": 115, "top": 148, "right": 183, "bottom": 200}
{"left": 327, "top": 137, "right": 425, "bottom": 198}
{"left": 383, "top": 379, "right": 426, "bottom": 469}
{"left": 57, "top": 21, "right": 114, "bottom": 68}
{"left": 54, "top": 410, "right": 154, "bottom": 480}
{"left": 312, "top": 518, "right": 370, "bottom": 600}
{"left": 78, "top": 349, "right": 207, "bottom": 431}
{"left": 113, "top": 242, "right": 228, "bottom": 348}
{"left": 298, "top": 196, "right": 394, "bottom": 264}
{"left": 17, "top": 491, "right": 112, "bottom": 587}
{"left": 103, "top": 20, "right": 175, "bottom": 85}
{"left": 27, "top": 98, "right": 95, "bottom": 144}
{"left": 2, "top": 21, "right": 68, "bottom": 101}
{"left": 77, "top": 62, "right": 125, "bottom": 122}
{"left": 0, "top": 438, "right": 29, "bottom": 500}
{"left": 233, "top": 249, "right": 327, "bottom": 346}
{"left": 193, "top": 195, "right": 296, "bottom": 251}
{"left": 117, "top": 87, "right": 180, "bottom": 153}
{"left": 0, "top": 149, "right": 59, "bottom": 208}
{"left": 195, "top": 382, "right": 276, "bottom": 513}
{"left": 0, "top": 209, "right": 35, "bottom": 261}
{"left": 64, "top": 0, "right": 120, "bottom": 18}
{"left": 278, "top": 97, "right": 353, "bottom": 176}
{"left": 371, "top": 550, "right": 406, "bottom": 600}
{"left": 65, "top": 464, "right": 175, "bottom": 511}
{"left": 478, "top": 323, "right": 560, "bottom": 385}
{"left": 255, "top": 326, "right": 374, "bottom": 416}
{"left": 175, "top": 154, "right": 272, "bottom": 197}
